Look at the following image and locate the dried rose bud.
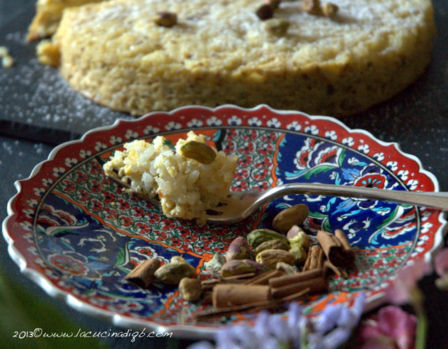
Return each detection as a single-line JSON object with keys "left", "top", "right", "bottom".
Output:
{"left": 155, "top": 11, "right": 177, "bottom": 27}
{"left": 256, "top": 4, "right": 274, "bottom": 20}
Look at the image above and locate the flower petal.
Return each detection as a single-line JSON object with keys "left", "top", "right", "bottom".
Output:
{"left": 377, "top": 306, "right": 417, "bottom": 349}
{"left": 434, "top": 248, "right": 448, "bottom": 277}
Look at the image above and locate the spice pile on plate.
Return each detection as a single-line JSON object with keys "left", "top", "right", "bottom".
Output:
{"left": 124, "top": 203, "right": 356, "bottom": 318}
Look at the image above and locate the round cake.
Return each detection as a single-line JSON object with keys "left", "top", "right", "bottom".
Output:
{"left": 44, "top": 0, "right": 435, "bottom": 116}
{"left": 27, "top": 0, "right": 105, "bottom": 41}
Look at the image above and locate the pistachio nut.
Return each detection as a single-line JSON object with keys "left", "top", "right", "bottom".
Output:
{"left": 220, "top": 259, "right": 263, "bottom": 277}
{"left": 179, "top": 277, "right": 202, "bottom": 302}
{"left": 286, "top": 225, "right": 304, "bottom": 240}
{"left": 204, "top": 253, "right": 226, "bottom": 275}
{"left": 154, "top": 257, "right": 196, "bottom": 285}
{"left": 272, "top": 204, "right": 309, "bottom": 234}
{"left": 289, "top": 246, "right": 307, "bottom": 264}
{"left": 288, "top": 228, "right": 311, "bottom": 250}
{"left": 247, "top": 228, "right": 288, "bottom": 248}
{"left": 255, "top": 249, "right": 296, "bottom": 269}
{"left": 254, "top": 238, "right": 290, "bottom": 255}
{"left": 180, "top": 140, "right": 216, "bottom": 164}
{"left": 226, "top": 236, "right": 251, "bottom": 261}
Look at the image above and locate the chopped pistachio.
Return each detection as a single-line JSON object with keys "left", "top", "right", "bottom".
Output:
{"left": 256, "top": 4, "right": 274, "bottom": 20}
{"left": 265, "top": 0, "right": 281, "bottom": 10}
{"left": 264, "top": 18, "right": 290, "bottom": 36}
{"left": 155, "top": 12, "right": 178, "bottom": 27}
{"left": 322, "top": 2, "right": 338, "bottom": 17}
{"left": 301, "top": 0, "right": 321, "bottom": 15}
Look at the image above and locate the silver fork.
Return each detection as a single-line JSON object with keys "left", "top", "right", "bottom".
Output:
{"left": 206, "top": 183, "right": 448, "bottom": 224}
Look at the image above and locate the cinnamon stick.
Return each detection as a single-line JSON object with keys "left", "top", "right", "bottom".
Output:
{"left": 317, "top": 230, "right": 354, "bottom": 268}
{"left": 212, "top": 284, "right": 271, "bottom": 309}
{"left": 316, "top": 246, "right": 325, "bottom": 269}
{"left": 335, "top": 229, "right": 352, "bottom": 251}
{"left": 325, "top": 260, "right": 348, "bottom": 278}
{"left": 335, "top": 229, "right": 355, "bottom": 265}
{"left": 195, "top": 298, "right": 281, "bottom": 320}
{"left": 303, "top": 245, "right": 324, "bottom": 271}
{"left": 220, "top": 272, "right": 257, "bottom": 281}
{"left": 201, "top": 279, "right": 220, "bottom": 291}
{"left": 269, "top": 268, "right": 324, "bottom": 288}
{"left": 245, "top": 269, "right": 284, "bottom": 285}
{"left": 270, "top": 275, "right": 327, "bottom": 299}
{"left": 124, "top": 258, "right": 161, "bottom": 288}
{"left": 195, "top": 288, "right": 310, "bottom": 320}
{"left": 303, "top": 248, "right": 312, "bottom": 271}
{"left": 280, "top": 287, "right": 311, "bottom": 302}
{"left": 202, "top": 291, "right": 213, "bottom": 305}
{"left": 201, "top": 278, "right": 221, "bottom": 286}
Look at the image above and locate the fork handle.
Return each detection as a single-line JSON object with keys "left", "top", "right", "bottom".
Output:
{"left": 268, "top": 183, "right": 448, "bottom": 210}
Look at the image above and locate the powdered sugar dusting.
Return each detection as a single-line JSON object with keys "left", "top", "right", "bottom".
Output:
{"left": 0, "top": 29, "right": 131, "bottom": 135}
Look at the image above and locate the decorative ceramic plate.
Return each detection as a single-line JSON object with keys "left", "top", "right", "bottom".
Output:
{"left": 3, "top": 105, "right": 446, "bottom": 338}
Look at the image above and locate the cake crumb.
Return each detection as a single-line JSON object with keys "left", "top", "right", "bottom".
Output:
{"left": 37, "top": 40, "right": 60, "bottom": 67}
{"left": 0, "top": 46, "right": 14, "bottom": 68}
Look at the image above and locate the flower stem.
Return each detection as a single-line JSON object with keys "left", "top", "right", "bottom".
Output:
{"left": 410, "top": 287, "right": 427, "bottom": 349}
{"left": 415, "top": 310, "right": 427, "bottom": 349}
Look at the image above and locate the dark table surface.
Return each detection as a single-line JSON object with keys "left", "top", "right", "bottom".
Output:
{"left": 0, "top": 1, "right": 447, "bottom": 348}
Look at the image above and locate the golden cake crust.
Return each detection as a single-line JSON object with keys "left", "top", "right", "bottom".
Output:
{"left": 27, "top": 0, "right": 106, "bottom": 41}
{"left": 49, "top": 0, "right": 435, "bottom": 116}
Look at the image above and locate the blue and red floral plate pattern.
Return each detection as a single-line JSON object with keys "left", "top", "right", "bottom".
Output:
{"left": 3, "top": 105, "right": 446, "bottom": 338}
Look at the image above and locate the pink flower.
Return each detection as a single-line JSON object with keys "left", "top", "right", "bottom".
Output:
{"left": 385, "top": 259, "right": 431, "bottom": 304}
{"left": 434, "top": 248, "right": 448, "bottom": 276}
{"left": 434, "top": 248, "right": 448, "bottom": 289}
{"left": 359, "top": 306, "right": 417, "bottom": 349}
